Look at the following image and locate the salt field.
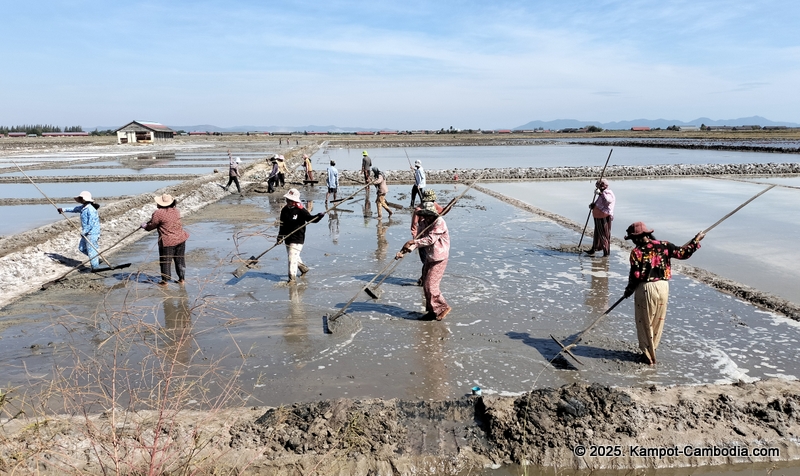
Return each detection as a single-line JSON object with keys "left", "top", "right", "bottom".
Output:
{"left": 3, "top": 184, "right": 799, "bottom": 407}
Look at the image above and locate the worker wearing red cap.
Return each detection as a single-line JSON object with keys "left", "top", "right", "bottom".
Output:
{"left": 623, "top": 222, "right": 705, "bottom": 366}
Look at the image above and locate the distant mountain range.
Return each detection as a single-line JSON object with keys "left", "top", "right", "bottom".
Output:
{"left": 513, "top": 116, "right": 800, "bottom": 130}
{"left": 88, "top": 116, "right": 799, "bottom": 133}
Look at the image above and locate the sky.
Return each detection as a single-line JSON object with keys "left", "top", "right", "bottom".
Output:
{"left": 2, "top": 0, "right": 799, "bottom": 130}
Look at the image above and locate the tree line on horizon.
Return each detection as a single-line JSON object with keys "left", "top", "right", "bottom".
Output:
{"left": 0, "top": 124, "right": 84, "bottom": 135}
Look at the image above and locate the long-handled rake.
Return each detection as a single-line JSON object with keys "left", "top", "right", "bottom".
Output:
{"left": 13, "top": 160, "right": 126, "bottom": 271}
{"left": 550, "top": 183, "right": 776, "bottom": 366}
{"left": 231, "top": 184, "right": 369, "bottom": 279}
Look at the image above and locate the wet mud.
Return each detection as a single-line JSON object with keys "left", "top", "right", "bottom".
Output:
{"left": 3, "top": 380, "right": 799, "bottom": 474}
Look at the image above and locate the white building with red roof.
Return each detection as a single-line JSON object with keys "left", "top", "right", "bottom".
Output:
{"left": 115, "top": 121, "right": 175, "bottom": 144}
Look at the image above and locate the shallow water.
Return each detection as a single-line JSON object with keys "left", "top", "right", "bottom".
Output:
{"left": 2, "top": 185, "right": 799, "bottom": 411}
{"left": 0, "top": 180, "right": 183, "bottom": 200}
{"left": 482, "top": 178, "right": 800, "bottom": 306}
{"left": 315, "top": 144, "right": 800, "bottom": 172}
{"left": 1, "top": 167, "right": 214, "bottom": 176}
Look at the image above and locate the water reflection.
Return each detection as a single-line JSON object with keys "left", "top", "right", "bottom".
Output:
{"left": 363, "top": 186, "right": 373, "bottom": 219}
{"left": 160, "top": 288, "right": 192, "bottom": 365}
{"left": 375, "top": 221, "right": 388, "bottom": 261}
{"left": 328, "top": 209, "right": 340, "bottom": 244}
{"left": 584, "top": 258, "right": 610, "bottom": 314}
{"left": 410, "top": 323, "right": 450, "bottom": 400}
{"left": 283, "top": 283, "right": 312, "bottom": 361}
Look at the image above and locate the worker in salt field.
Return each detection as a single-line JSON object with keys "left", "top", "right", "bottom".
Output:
{"left": 276, "top": 155, "right": 288, "bottom": 188}
{"left": 224, "top": 155, "right": 242, "bottom": 194}
{"left": 303, "top": 154, "right": 314, "bottom": 182}
{"left": 58, "top": 190, "right": 101, "bottom": 269}
{"left": 267, "top": 156, "right": 280, "bottom": 193}
{"left": 325, "top": 160, "right": 339, "bottom": 203}
{"left": 142, "top": 194, "right": 190, "bottom": 286}
{"left": 585, "top": 178, "right": 615, "bottom": 257}
{"left": 361, "top": 150, "right": 372, "bottom": 184}
{"left": 278, "top": 188, "right": 324, "bottom": 283}
{"left": 410, "top": 159, "right": 427, "bottom": 207}
{"left": 396, "top": 201, "right": 451, "bottom": 320}
{"left": 410, "top": 189, "right": 444, "bottom": 286}
{"left": 370, "top": 167, "right": 393, "bottom": 219}
{"left": 623, "top": 221, "right": 705, "bottom": 365}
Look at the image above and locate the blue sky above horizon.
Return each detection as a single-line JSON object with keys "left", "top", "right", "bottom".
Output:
{"left": 2, "top": 1, "right": 799, "bottom": 129}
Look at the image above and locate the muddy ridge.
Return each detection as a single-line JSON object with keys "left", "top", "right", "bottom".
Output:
{"left": 3, "top": 380, "right": 798, "bottom": 474}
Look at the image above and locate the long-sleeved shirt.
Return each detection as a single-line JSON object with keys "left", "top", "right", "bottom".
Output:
{"left": 326, "top": 166, "right": 339, "bottom": 189}
{"left": 268, "top": 162, "right": 279, "bottom": 178}
{"left": 277, "top": 161, "right": 288, "bottom": 175}
{"left": 229, "top": 162, "right": 240, "bottom": 178}
{"left": 278, "top": 203, "right": 322, "bottom": 245}
{"left": 592, "top": 189, "right": 615, "bottom": 218}
{"left": 361, "top": 156, "right": 372, "bottom": 170}
{"left": 144, "top": 207, "right": 189, "bottom": 247}
{"left": 414, "top": 167, "right": 426, "bottom": 188}
{"left": 410, "top": 216, "right": 450, "bottom": 262}
{"left": 373, "top": 174, "right": 388, "bottom": 195}
{"left": 64, "top": 204, "right": 100, "bottom": 237}
{"left": 625, "top": 239, "right": 700, "bottom": 294}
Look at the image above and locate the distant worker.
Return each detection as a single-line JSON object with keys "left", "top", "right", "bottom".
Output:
{"left": 371, "top": 167, "right": 393, "bottom": 219}
{"left": 361, "top": 150, "right": 372, "bottom": 184}
{"left": 410, "top": 189, "right": 444, "bottom": 285}
{"left": 267, "top": 155, "right": 280, "bottom": 193}
{"left": 303, "top": 154, "right": 314, "bottom": 182}
{"left": 58, "top": 190, "right": 101, "bottom": 270}
{"left": 623, "top": 222, "right": 705, "bottom": 365}
{"left": 410, "top": 159, "right": 427, "bottom": 207}
{"left": 277, "top": 155, "right": 288, "bottom": 188}
{"left": 326, "top": 160, "right": 339, "bottom": 203}
{"left": 224, "top": 153, "right": 242, "bottom": 194}
{"left": 142, "top": 194, "right": 190, "bottom": 286}
{"left": 397, "top": 201, "right": 452, "bottom": 321}
{"left": 586, "top": 178, "right": 615, "bottom": 257}
{"left": 278, "top": 188, "right": 325, "bottom": 283}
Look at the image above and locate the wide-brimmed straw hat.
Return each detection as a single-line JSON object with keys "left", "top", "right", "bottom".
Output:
{"left": 235, "top": 157, "right": 241, "bottom": 164}
{"left": 75, "top": 191, "right": 93, "bottom": 202}
{"left": 417, "top": 201, "right": 440, "bottom": 217}
{"left": 624, "top": 221, "right": 653, "bottom": 240}
{"left": 421, "top": 189, "right": 437, "bottom": 202}
{"left": 414, "top": 159, "right": 422, "bottom": 167}
{"left": 284, "top": 188, "right": 301, "bottom": 202}
{"left": 596, "top": 178, "right": 609, "bottom": 189}
{"left": 155, "top": 193, "right": 176, "bottom": 207}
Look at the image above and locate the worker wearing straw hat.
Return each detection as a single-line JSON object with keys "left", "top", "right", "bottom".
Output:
{"left": 142, "top": 194, "right": 190, "bottom": 286}
{"left": 398, "top": 201, "right": 451, "bottom": 321}
{"left": 586, "top": 178, "right": 615, "bottom": 257}
{"left": 410, "top": 189, "right": 444, "bottom": 286}
{"left": 58, "top": 190, "right": 101, "bottom": 269}
{"left": 623, "top": 221, "right": 705, "bottom": 365}
{"left": 224, "top": 156, "right": 242, "bottom": 194}
{"left": 410, "top": 159, "right": 426, "bottom": 207}
{"left": 303, "top": 154, "right": 314, "bottom": 182}
{"left": 361, "top": 150, "right": 372, "bottom": 184}
{"left": 278, "top": 188, "right": 324, "bottom": 283}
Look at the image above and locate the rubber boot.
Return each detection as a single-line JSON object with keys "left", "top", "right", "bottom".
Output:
{"left": 298, "top": 263, "right": 310, "bottom": 275}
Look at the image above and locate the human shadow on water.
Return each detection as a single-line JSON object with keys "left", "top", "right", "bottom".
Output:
{"left": 225, "top": 271, "right": 285, "bottom": 285}
{"left": 339, "top": 301, "right": 426, "bottom": 320}
{"left": 45, "top": 253, "right": 82, "bottom": 267}
{"left": 352, "top": 273, "right": 418, "bottom": 287}
{"left": 507, "top": 331, "right": 643, "bottom": 368}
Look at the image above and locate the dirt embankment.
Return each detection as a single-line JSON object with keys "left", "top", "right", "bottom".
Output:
{"left": 3, "top": 380, "right": 799, "bottom": 474}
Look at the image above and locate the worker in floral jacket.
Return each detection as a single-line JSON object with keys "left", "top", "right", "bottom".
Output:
{"left": 623, "top": 221, "right": 705, "bottom": 365}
